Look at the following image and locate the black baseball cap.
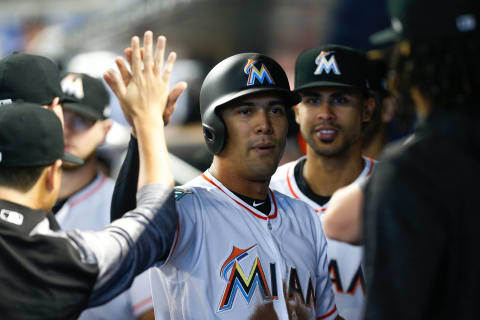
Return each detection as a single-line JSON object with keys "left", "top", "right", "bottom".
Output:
{"left": 61, "top": 72, "right": 110, "bottom": 120}
{"left": 0, "top": 102, "right": 83, "bottom": 168}
{"left": 370, "top": 0, "right": 479, "bottom": 44}
{"left": 0, "top": 53, "right": 71, "bottom": 105}
{"left": 294, "top": 45, "right": 370, "bottom": 92}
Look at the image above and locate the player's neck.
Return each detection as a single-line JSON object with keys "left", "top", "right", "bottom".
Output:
{"left": 362, "top": 127, "right": 387, "bottom": 160}
{"left": 209, "top": 161, "right": 270, "bottom": 200}
{"left": 304, "top": 145, "right": 365, "bottom": 197}
{"left": 58, "top": 156, "right": 99, "bottom": 200}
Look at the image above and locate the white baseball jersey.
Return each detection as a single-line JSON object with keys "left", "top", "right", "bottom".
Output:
{"left": 56, "top": 172, "right": 151, "bottom": 320}
{"left": 270, "top": 156, "right": 375, "bottom": 320}
{"left": 149, "top": 170, "right": 339, "bottom": 320}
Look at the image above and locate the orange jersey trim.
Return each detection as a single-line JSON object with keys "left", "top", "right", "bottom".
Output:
{"left": 317, "top": 305, "right": 337, "bottom": 319}
{"left": 70, "top": 174, "right": 107, "bottom": 207}
{"left": 201, "top": 173, "right": 278, "bottom": 220}
{"left": 132, "top": 296, "right": 153, "bottom": 312}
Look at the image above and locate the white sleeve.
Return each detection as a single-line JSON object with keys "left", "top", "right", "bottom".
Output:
{"left": 314, "top": 214, "right": 339, "bottom": 320}
{"left": 129, "top": 269, "right": 154, "bottom": 318}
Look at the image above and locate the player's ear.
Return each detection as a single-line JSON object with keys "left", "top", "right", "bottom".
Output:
{"left": 293, "top": 104, "right": 301, "bottom": 125}
{"left": 45, "top": 160, "right": 62, "bottom": 191}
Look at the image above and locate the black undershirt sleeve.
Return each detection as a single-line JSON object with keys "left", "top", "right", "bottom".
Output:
{"left": 110, "top": 135, "right": 140, "bottom": 222}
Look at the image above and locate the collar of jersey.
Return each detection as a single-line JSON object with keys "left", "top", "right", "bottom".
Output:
{"left": 202, "top": 171, "right": 278, "bottom": 221}
{"left": 285, "top": 156, "right": 375, "bottom": 214}
{"left": 68, "top": 172, "right": 108, "bottom": 208}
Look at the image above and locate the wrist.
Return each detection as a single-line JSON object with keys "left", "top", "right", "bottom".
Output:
{"left": 132, "top": 116, "right": 165, "bottom": 130}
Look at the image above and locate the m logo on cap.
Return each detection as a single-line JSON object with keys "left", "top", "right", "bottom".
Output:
{"left": 314, "top": 51, "right": 341, "bottom": 75}
{"left": 244, "top": 59, "right": 275, "bottom": 86}
{"left": 61, "top": 73, "right": 84, "bottom": 99}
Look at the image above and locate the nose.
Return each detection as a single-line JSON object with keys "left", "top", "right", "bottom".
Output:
{"left": 255, "top": 109, "right": 273, "bottom": 135}
{"left": 317, "top": 102, "right": 335, "bottom": 122}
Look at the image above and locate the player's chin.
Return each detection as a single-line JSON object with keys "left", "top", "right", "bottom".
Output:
{"left": 61, "top": 161, "right": 82, "bottom": 170}
{"left": 250, "top": 156, "right": 281, "bottom": 178}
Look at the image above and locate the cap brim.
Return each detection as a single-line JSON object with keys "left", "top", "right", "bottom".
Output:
{"left": 63, "top": 102, "right": 104, "bottom": 120}
{"left": 369, "top": 28, "right": 402, "bottom": 45}
{"left": 211, "top": 87, "right": 301, "bottom": 110}
{"left": 61, "top": 152, "right": 84, "bottom": 165}
{"left": 295, "top": 81, "right": 359, "bottom": 92}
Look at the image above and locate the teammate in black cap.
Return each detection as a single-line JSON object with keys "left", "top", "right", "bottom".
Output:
{"left": 0, "top": 32, "right": 183, "bottom": 318}
{"left": 270, "top": 45, "right": 376, "bottom": 320}
{"left": 361, "top": 0, "right": 480, "bottom": 319}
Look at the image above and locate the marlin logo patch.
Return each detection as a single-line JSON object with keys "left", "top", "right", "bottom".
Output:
{"left": 314, "top": 51, "right": 341, "bottom": 75}
{"left": 174, "top": 188, "right": 192, "bottom": 201}
{"left": 61, "top": 73, "right": 84, "bottom": 99}
{"left": 244, "top": 59, "right": 275, "bottom": 86}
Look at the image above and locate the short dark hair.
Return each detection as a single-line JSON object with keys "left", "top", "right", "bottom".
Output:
{"left": 388, "top": 33, "right": 480, "bottom": 115}
{"left": 0, "top": 166, "right": 46, "bottom": 192}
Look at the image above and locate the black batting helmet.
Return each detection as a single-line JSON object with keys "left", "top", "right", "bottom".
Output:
{"left": 199, "top": 53, "right": 300, "bottom": 155}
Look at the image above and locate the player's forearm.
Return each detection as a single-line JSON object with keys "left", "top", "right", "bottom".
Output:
{"left": 134, "top": 118, "right": 174, "bottom": 189}
{"left": 67, "top": 183, "right": 177, "bottom": 307}
{"left": 323, "top": 183, "right": 363, "bottom": 245}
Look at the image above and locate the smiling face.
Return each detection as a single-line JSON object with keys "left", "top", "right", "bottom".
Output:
{"left": 295, "top": 86, "right": 373, "bottom": 158}
{"left": 218, "top": 92, "right": 289, "bottom": 181}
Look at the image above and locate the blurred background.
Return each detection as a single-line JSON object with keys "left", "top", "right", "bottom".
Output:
{"left": 0, "top": 0, "right": 391, "bottom": 180}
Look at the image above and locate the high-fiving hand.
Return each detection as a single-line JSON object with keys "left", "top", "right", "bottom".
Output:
{"left": 104, "top": 31, "right": 187, "bottom": 130}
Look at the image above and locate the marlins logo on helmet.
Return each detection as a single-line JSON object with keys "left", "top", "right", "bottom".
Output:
{"left": 244, "top": 59, "right": 275, "bottom": 86}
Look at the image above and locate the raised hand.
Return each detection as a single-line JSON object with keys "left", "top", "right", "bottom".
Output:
{"left": 104, "top": 31, "right": 187, "bottom": 129}
{"left": 103, "top": 31, "right": 186, "bottom": 188}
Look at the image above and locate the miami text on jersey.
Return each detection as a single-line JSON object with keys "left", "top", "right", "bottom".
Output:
{"left": 329, "top": 259, "right": 366, "bottom": 296}
{"left": 218, "top": 245, "right": 316, "bottom": 312}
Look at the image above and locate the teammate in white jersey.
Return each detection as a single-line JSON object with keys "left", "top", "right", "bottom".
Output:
{"left": 270, "top": 45, "right": 376, "bottom": 320}
{"left": 108, "top": 32, "right": 342, "bottom": 319}
{"left": 54, "top": 73, "right": 153, "bottom": 320}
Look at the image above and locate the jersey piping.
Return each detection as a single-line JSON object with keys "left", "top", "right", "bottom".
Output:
{"left": 285, "top": 156, "right": 375, "bottom": 212}
{"left": 318, "top": 305, "right": 337, "bottom": 320}
{"left": 201, "top": 172, "right": 278, "bottom": 220}
{"left": 69, "top": 174, "right": 108, "bottom": 208}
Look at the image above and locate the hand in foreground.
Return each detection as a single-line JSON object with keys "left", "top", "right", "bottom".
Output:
{"left": 104, "top": 31, "right": 187, "bottom": 129}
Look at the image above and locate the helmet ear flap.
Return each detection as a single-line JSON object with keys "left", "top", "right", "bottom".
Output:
{"left": 202, "top": 124, "right": 216, "bottom": 143}
{"left": 202, "top": 117, "right": 226, "bottom": 155}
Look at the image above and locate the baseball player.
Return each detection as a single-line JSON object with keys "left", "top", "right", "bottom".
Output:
{"left": 270, "top": 45, "right": 376, "bottom": 320}
{"left": 107, "top": 31, "right": 341, "bottom": 319}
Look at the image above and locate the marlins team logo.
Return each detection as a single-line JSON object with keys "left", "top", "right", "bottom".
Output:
{"left": 314, "top": 51, "right": 341, "bottom": 75}
{"left": 218, "top": 244, "right": 277, "bottom": 312}
{"left": 61, "top": 73, "right": 84, "bottom": 99}
{"left": 244, "top": 59, "right": 275, "bottom": 86}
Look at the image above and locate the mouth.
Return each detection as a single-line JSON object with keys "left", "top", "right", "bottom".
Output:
{"left": 251, "top": 142, "right": 276, "bottom": 155}
{"left": 314, "top": 127, "right": 339, "bottom": 143}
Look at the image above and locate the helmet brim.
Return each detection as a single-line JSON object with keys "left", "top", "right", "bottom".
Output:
{"left": 209, "top": 87, "right": 301, "bottom": 112}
